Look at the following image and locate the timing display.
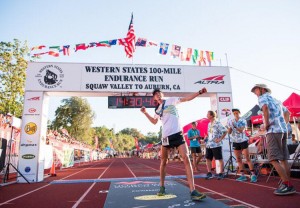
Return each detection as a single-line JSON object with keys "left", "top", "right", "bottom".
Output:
{"left": 108, "top": 96, "right": 158, "bottom": 108}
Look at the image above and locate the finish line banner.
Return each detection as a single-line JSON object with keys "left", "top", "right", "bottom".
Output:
{"left": 25, "top": 63, "right": 232, "bottom": 94}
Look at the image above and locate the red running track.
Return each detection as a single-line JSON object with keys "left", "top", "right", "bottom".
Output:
{"left": 0, "top": 158, "right": 299, "bottom": 208}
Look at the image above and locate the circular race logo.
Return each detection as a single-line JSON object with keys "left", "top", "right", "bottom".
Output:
{"left": 134, "top": 194, "right": 177, "bottom": 201}
{"left": 25, "top": 122, "right": 37, "bottom": 135}
{"left": 35, "top": 64, "right": 64, "bottom": 89}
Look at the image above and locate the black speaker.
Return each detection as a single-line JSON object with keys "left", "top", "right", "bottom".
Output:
{"left": 0, "top": 138, "right": 7, "bottom": 172}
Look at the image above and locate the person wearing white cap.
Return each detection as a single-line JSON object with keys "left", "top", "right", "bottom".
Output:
{"left": 251, "top": 84, "right": 296, "bottom": 195}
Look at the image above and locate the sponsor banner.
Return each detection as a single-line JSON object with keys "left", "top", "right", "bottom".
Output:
{"left": 217, "top": 93, "right": 233, "bottom": 121}
{"left": 25, "top": 63, "right": 232, "bottom": 93}
{"left": 18, "top": 91, "right": 44, "bottom": 182}
{"left": 49, "top": 138, "right": 91, "bottom": 168}
{"left": 184, "top": 66, "right": 231, "bottom": 93}
{"left": 62, "top": 147, "right": 74, "bottom": 168}
{"left": 216, "top": 93, "right": 233, "bottom": 165}
{"left": 26, "top": 63, "right": 79, "bottom": 91}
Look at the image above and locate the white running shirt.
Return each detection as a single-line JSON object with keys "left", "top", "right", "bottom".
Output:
{"left": 154, "top": 97, "right": 181, "bottom": 138}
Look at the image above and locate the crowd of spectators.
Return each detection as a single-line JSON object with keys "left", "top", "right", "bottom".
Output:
{"left": 0, "top": 113, "right": 13, "bottom": 129}
{"left": 46, "top": 129, "right": 92, "bottom": 149}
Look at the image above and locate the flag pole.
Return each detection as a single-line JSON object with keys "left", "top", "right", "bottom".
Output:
{"left": 225, "top": 53, "right": 229, "bottom": 67}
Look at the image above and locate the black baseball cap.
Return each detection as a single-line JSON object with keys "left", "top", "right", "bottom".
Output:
{"left": 152, "top": 88, "right": 162, "bottom": 96}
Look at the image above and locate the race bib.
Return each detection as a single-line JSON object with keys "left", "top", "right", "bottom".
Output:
{"left": 162, "top": 137, "right": 169, "bottom": 146}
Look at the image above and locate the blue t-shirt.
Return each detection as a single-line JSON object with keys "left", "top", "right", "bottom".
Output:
{"left": 187, "top": 128, "right": 201, "bottom": 147}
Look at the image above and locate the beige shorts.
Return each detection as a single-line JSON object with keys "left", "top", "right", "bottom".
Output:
{"left": 266, "top": 133, "right": 289, "bottom": 161}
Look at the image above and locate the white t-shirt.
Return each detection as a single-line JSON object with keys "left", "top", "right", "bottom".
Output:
{"left": 154, "top": 97, "right": 181, "bottom": 138}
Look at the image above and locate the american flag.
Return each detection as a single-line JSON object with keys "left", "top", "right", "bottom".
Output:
{"left": 119, "top": 14, "right": 136, "bottom": 58}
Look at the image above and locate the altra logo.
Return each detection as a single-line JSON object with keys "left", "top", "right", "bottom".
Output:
{"left": 195, "top": 75, "right": 225, "bottom": 84}
{"left": 27, "top": 97, "right": 40, "bottom": 101}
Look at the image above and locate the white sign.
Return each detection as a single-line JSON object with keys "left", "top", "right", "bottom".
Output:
{"left": 25, "top": 63, "right": 232, "bottom": 94}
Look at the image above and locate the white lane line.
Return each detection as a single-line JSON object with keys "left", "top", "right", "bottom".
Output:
{"left": 122, "top": 159, "right": 137, "bottom": 178}
{"left": 71, "top": 160, "right": 115, "bottom": 208}
{"left": 192, "top": 182, "right": 260, "bottom": 208}
{"left": 0, "top": 161, "right": 108, "bottom": 207}
{"left": 0, "top": 184, "right": 51, "bottom": 206}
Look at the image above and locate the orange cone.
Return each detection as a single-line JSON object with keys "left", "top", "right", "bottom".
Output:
{"left": 49, "top": 160, "right": 57, "bottom": 177}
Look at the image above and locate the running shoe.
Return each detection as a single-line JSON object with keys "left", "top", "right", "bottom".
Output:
{"left": 250, "top": 175, "right": 257, "bottom": 183}
{"left": 236, "top": 175, "right": 247, "bottom": 182}
{"left": 274, "top": 184, "right": 296, "bottom": 195}
{"left": 157, "top": 186, "right": 166, "bottom": 196}
{"left": 217, "top": 173, "right": 225, "bottom": 180}
{"left": 205, "top": 172, "right": 213, "bottom": 180}
{"left": 190, "top": 189, "right": 206, "bottom": 201}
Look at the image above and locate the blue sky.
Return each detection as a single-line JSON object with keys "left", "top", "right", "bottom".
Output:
{"left": 1, "top": 0, "right": 300, "bottom": 135}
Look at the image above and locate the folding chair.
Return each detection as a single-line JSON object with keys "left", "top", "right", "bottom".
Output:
{"left": 287, "top": 143, "right": 300, "bottom": 177}
{"left": 252, "top": 136, "right": 273, "bottom": 179}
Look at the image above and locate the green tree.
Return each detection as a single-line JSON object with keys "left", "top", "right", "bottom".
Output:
{"left": 51, "top": 97, "right": 95, "bottom": 144}
{"left": 94, "top": 126, "right": 114, "bottom": 149}
{"left": 144, "top": 132, "right": 160, "bottom": 144}
{"left": 119, "top": 128, "right": 144, "bottom": 139}
{"left": 0, "top": 39, "right": 29, "bottom": 117}
{"left": 114, "top": 133, "right": 134, "bottom": 152}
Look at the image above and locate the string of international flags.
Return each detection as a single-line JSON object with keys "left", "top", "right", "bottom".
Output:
{"left": 30, "top": 14, "right": 214, "bottom": 66}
